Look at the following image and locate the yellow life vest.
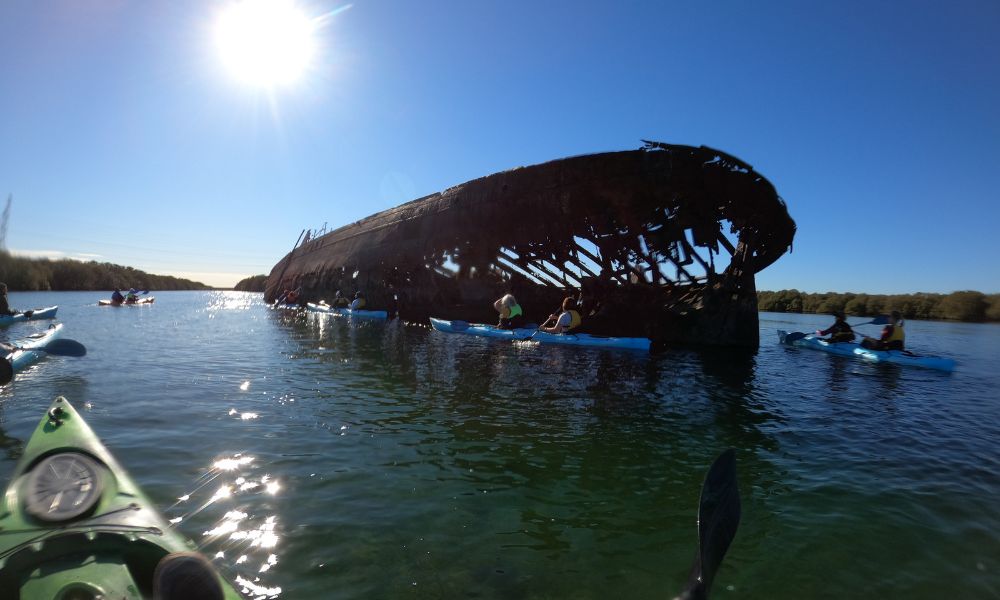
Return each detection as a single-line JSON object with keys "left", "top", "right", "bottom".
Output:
{"left": 886, "top": 323, "right": 904, "bottom": 343}
{"left": 566, "top": 310, "right": 582, "bottom": 331}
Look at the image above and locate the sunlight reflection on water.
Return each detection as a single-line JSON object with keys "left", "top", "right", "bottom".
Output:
{"left": 164, "top": 451, "right": 283, "bottom": 598}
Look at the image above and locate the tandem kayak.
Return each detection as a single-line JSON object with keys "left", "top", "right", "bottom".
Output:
{"left": 0, "top": 396, "right": 243, "bottom": 599}
{"left": 5, "top": 323, "right": 64, "bottom": 374}
{"left": 0, "top": 306, "right": 58, "bottom": 327}
{"left": 778, "top": 330, "right": 956, "bottom": 372}
{"left": 98, "top": 297, "right": 155, "bottom": 306}
{"left": 306, "top": 302, "right": 388, "bottom": 320}
{"left": 429, "top": 318, "right": 652, "bottom": 351}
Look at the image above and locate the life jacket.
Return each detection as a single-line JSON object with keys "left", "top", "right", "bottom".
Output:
{"left": 885, "top": 323, "right": 905, "bottom": 344}
{"left": 502, "top": 303, "right": 523, "bottom": 319}
{"left": 352, "top": 297, "right": 366, "bottom": 309}
{"left": 333, "top": 297, "right": 350, "bottom": 308}
{"left": 565, "top": 309, "right": 582, "bottom": 331}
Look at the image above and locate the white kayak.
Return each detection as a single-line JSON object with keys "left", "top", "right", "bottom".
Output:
{"left": 429, "top": 318, "right": 651, "bottom": 351}
{"left": 778, "top": 330, "right": 956, "bottom": 372}
{"left": 0, "top": 306, "right": 58, "bottom": 327}
{"left": 306, "top": 302, "right": 388, "bottom": 320}
{"left": 5, "top": 323, "right": 64, "bottom": 373}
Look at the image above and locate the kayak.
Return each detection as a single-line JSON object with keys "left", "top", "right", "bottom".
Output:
{"left": 0, "top": 305, "right": 58, "bottom": 327}
{"left": 98, "top": 297, "right": 155, "bottom": 306}
{"left": 306, "top": 302, "right": 388, "bottom": 320}
{"left": 429, "top": 317, "right": 652, "bottom": 351}
{"left": 778, "top": 330, "right": 957, "bottom": 372}
{"left": 0, "top": 396, "right": 243, "bottom": 598}
{"left": 5, "top": 323, "right": 64, "bottom": 374}
{"left": 271, "top": 303, "right": 301, "bottom": 310}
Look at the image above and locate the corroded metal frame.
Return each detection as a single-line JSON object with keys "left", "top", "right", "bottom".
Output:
{"left": 266, "top": 141, "right": 795, "bottom": 347}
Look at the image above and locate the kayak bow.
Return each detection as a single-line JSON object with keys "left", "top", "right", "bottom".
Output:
{"left": 0, "top": 397, "right": 243, "bottom": 599}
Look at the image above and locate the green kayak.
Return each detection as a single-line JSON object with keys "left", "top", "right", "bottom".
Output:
{"left": 0, "top": 397, "right": 243, "bottom": 599}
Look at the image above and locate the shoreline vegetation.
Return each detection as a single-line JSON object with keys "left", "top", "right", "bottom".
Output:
{"left": 234, "top": 274, "right": 266, "bottom": 292}
{"left": 759, "top": 289, "right": 1000, "bottom": 323}
{"left": 0, "top": 253, "right": 210, "bottom": 291}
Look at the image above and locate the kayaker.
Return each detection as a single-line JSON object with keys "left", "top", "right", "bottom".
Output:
{"left": 861, "top": 310, "right": 905, "bottom": 351}
{"left": 494, "top": 293, "right": 524, "bottom": 329}
{"left": 816, "top": 311, "right": 854, "bottom": 343}
{"left": 350, "top": 291, "right": 366, "bottom": 310}
{"left": 539, "top": 296, "right": 582, "bottom": 334}
{"left": 0, "top": 283, "right": 15, "bottom": 316}
{"left": 111, "top": 289, "right": 125, "bottom": 305}
{"left": 285, "top": 287, "right": 301, "bottom": 304}
{"left": 332, "top": 290, "right": 350, "bottom": 308}
{"left": 125, "top": 288, "right": 139, "bottom": 303}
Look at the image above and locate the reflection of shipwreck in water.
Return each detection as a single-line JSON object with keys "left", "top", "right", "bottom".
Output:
{"left": 265, "top": 141, "right": 796, "bottom": 348}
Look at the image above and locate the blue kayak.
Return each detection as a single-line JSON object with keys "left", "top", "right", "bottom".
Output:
{"left": 778, "top": 330, "right": 956, "bottom": 372}
{"left": 0, "top": 306, "right": 58, "bottom": 327}
{"left": 5, "top": 323, "right": 64, "bottom": 374}
{"left": 306, "top": 302, "right": 388, "bottom": 320}
{"left": 429, "top": 318, "right": 651, "bottom": 351}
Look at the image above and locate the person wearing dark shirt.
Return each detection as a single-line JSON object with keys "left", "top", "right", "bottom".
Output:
{"left": 111, "top": 289, "right": 125, "bottom": 305}
{"left": 0, "top": 283, "right": 15, "bottom": 316}
{"left": 816, "top": 311, "right": 855, "bottom": 343}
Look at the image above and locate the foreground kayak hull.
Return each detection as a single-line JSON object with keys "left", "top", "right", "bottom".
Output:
{"left": 778, "top": 330, "right": 956, "bottom": 372}
{"left": 0, "top": 397, "right": 243, "bottom": 599}
{"left": 429, "top": 318, "right": 651, "bottom": 351}
{"left": 5, "top": 323, "right": 63, "bottom": 373}
{"left": 98, "top": 297, "right": 155, "bottom": 306}
{"left": 0, "top": 306, "right": 58, "bottom": 327}
{"left": 306, "top": 302, "right": 388, "bottom": 320}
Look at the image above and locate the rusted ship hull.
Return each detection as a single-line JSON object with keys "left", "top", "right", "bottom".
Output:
{"left": 265, "top": 141, "right": 795, "bottom": 348}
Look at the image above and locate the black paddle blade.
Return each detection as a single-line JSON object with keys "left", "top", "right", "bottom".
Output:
{"left": 0, "top": 357, "right": 12, "bottom": 385}
{"left": 677, "top": 449, "right": 741, "bottom": 600}
{"left": 782, "top": 331, "right": 807, "bottom": 344}
{"left": 40, "top": 339, "right": 87, "bottom": 357}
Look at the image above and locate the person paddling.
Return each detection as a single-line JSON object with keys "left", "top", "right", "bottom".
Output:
{"left": 350, "top": 291, "right": 366, "bottom": 310}
{"left": 861, "top": 310, "right": 905, "bottom": 351}
{"left": 111, "top": 289, "right": 125, "bottom": 305}
{"left": 816, "top": 311, "right": 854, "bottom": 343}
{"left": 539, "top": 296, "right": 582, "bottom": 334}
{"left": 0, "top": 283, "right": 16, "bottom": 316}
{"left": 331, "top": 290, "right": 350, "bottom": 308}
{"left": 494, "top": 293, "right": 524, "bottom": 329}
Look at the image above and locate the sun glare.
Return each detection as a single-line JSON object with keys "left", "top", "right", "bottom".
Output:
{"left": 215, "top": 0, "right": 316, "bottom": 87}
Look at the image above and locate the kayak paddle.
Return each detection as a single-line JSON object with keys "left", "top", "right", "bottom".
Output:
{"left": 784, "top": 315, "right": 893, "bottom": 344}
{"left": 674, "top": 449, "right": 741, "bottom": 600}
{"left": 11, "top": 339, "right": 87, "bottom": 357}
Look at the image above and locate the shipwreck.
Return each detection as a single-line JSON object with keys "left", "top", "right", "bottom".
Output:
{"left": 264, "top": 141, "right": 796, "bottom": 348}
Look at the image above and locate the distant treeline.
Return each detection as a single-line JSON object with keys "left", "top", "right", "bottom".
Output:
{"left": 0, "top": 253, "right": 210, "bottom": 291}
{"left": 758, "top": 289, "right": 1000, "bottom": 322}
{"left": 234, "top": 274, "right": 267, "bottom": 292}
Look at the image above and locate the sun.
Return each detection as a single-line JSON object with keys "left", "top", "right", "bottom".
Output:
{"left": 214, "top": 0, "right": 317, "bottom": 87}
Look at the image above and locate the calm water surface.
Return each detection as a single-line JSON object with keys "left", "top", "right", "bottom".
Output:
{"left": 0, "top": 291, "right": 997, "bottom": 599}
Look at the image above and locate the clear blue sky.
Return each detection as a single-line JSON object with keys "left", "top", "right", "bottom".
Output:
{"left": 1, "top": 0, "right": 997, "bottom": 292}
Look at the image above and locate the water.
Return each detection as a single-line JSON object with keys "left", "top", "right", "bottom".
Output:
{"left": 1, "top": 291, "right": 998, "bottom": 599}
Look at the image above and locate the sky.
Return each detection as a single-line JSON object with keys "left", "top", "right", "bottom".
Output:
{"left": 0, "top": 0, "right": 998, "bottom": 292}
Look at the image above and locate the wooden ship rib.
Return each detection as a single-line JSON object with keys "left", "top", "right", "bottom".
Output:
{"left": 265, "top": 141, "right": 796, "bottom": 348}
